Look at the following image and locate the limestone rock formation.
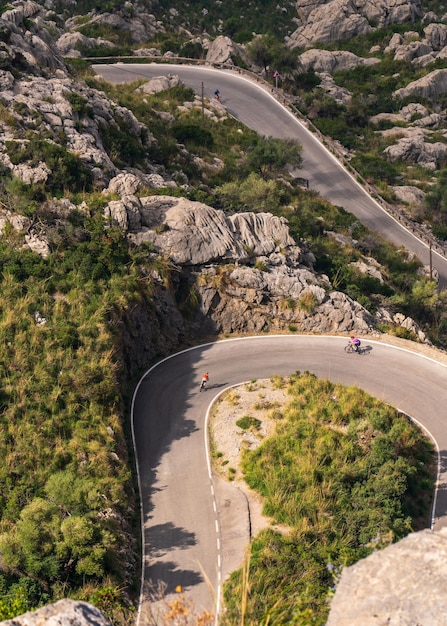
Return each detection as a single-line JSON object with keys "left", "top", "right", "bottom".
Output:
{"left": 0, "top": 599, "right": 112, "bottom": 625}
{"left": 105, "top": 194, "right": 422, "bottom": 338}
{"left": 288, "top": 0, "right": 423, "bottom": 48}
{"left": 136, "top": 73, "right": 181, "bottom": 94}
{"left": 107, "top": 195, "right": 297, "bottom": 265}
{"left": 317, "top": 72, "right": 353, "bottom": 105}
{"left": 1, "top": 1, "right": 66, "bottom": 72}
{"left": 205, "top": 35, "right": 250, "bottom": 66}
{"left": 65, "top": 9, "right": 164, "bottom": 46}
{"left": 298, "top": 49, "right": 379, "bottom": 73}
{"left": 56, "top": 31, "right": 115, "bottom": 57}
{"left": 383, "top": 128, "right": 447, "bottom": 169}
{"left": 326, "top": 528, "right": 447, "bottom": 626}
{"left": 394, "top": 68, "right": 447, "bottom": 100}
{"left": 0, "top": 68, "right": 155, "bottom": 189}
{"left": 391, "top": 185, "right": 426, "bottom": 212}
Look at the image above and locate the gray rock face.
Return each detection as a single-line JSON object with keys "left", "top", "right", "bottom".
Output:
{"left": 0, "top": 599, "right": 111, "bottom": 625}
{"left": 298, "top": 49, "right": 379, "bottom": 73}
{"left": 103, "top": 194, "right": 430, "bottom": 339}
{"left": 394, "top": 68, "right": 447, "bottom": 100}
{"left": 109, "top": 195, "right": 296, "bottom": 264}
{"left": 424, "top": 22, "right": 447, "bottom": 50}
{"left": 56, "top": 31, "right": 115, "bottom": 57}
{"left": 1, "top": 5, "right": 65, "bottom": 72}
{"left": 136, "top": 73, "right": 180, "bottom": 94}
{"left": 288, "top": 0, "right": 423, "bottom": 47}
{"left": 199, "top": 270, "right": 375, "bottom": 335}
{"left": 104, "top": 194, "right": 383, "bottom": 335}
{"left": 326, "top": 529, "right": 447, "bottom": 626}
{"left": 205, "top": 35, "right": 250, "bottom": 65}
{"left": 66, "top": 10, "right": 164, "bottom": 45}
{"left": 383, "top": 128, "right": 447, "bottom": 169}
{"left": 392, "top": 184, "right": 426, "bottom": 209}
{"left": 0, "top": 71, "right": 154, "bottom": 188}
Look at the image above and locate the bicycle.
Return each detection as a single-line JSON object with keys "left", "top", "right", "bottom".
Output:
{"left": 344, "top": 342, "right": 361, "bottom": 354}
{"left": 199, "top": 373, "right": 209, "bottom": 392}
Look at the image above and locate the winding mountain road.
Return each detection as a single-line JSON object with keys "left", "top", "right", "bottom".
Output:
{"left": 92, "top": 64, "right": 447, "bottom": 620}
{"left": 132, "top": 336, "right": 447, "bottom": 622}
{"left": 92, "top": 62, "right": 447, "bottom": 287}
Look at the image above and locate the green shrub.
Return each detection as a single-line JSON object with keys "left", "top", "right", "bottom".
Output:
{"left": 236, "top": 415, "right": 261, "bottom": 431}
{"left": 5, "top": 138, "right": 93, "bottom": 195}
{"left": 98, "top": 121, "right": 146, "bottom": 168}
{"left": 65, "top": 92, "right": 94, "bottom": 118}
{"left": 172, "top": 123, "right": 214, "bottom": 148}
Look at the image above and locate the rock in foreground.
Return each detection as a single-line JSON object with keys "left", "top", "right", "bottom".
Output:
{"left": 326, "top": 528, "right": 447, "bottom": 626}
{"left": 0, "top": 599, "right": 111, "bottom": 626}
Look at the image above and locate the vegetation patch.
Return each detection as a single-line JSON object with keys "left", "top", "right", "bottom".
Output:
{"left": 223, "top": 371, "right": 435, "bottom": 625}
{"left": 236, "top": 415, "right": 261, "bottom": 431}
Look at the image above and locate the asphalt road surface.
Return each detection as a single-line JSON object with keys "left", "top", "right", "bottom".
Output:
{"left": 90, "top": 63, "right": 447, "bottom": 621}
{"left": 92, "top": 62, "right": 447, "bottom": 286}
{"left": 132, "top": 336, "right": 447, "bottom": 622}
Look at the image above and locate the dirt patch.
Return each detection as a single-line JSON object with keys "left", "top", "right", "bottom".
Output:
{"left": 209, "top": 377, "right": 290, "bottom": 537}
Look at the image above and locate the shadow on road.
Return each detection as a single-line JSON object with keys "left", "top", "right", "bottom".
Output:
{"left": 149, "top": 521, "right": 197, "bottom": 557}
{"left": 144, "top": 560, "right": 204, "bottom": 596}
{"left": 359, "top": 345, "right": 373, "bottom": 355}
{"left": 202, "top": 382, "right": 228, "bottom": 391}
{"left": 133, "top": 341, "right": 220, "bottom": 601}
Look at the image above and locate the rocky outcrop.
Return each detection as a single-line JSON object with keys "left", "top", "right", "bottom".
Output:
{"left": 394, "top": 68, "right": 447, "bottom": 100}
{"left": 317, "top": 73, "right": 353, "bottom": 104}
{"left": 107, "top": 195, "right": 298, "bottom": 265}
{"left": 198, "top": 267, "right": 375, "bottom": 335}
{"left": 136, "top": 73, "right": 181, "bottom": 94}
{"left": 298, "top": 49, "right": 379, "bottom": 73}
{"left": 370, "top": 102, "right": 447, "bottom": 169}
{"left": 391, "top": 184, "right": 426, "bottom": 214}
{"left": 370, "top": 102, "right": 438, "bottom": 126}
{"left": 326, "top": 528, "right": 447, "bottom": 626}
{"left": 205, "top": 35, "right": 250, "bottom": 66}
{"left": 384, "top": 25, "right": 447, "bottom": 67}
{"left": 288, "top": 0, "right": 423, "bottom": 48}
{"left": 0, "top": 599, "right": 111, "bottom": 625}
{"left": 0, "top": 68, "right": 158, "bottom": 189}
{"left": 1, "top": 1, "right": 66, "bottom": 73}
{"left": 0, "top": 207, "right": 50, "bottom": 257}
{"left": 65, "top": 9, "right": 164, "bottom": 46}
{"left": 55, "top": 31, "right": 115, "bottom": 57}
{"left": 103, "top": 194, "right": 431, "bottom": 339}
{"left": 383, "top": 128, "right": 447, "bottom": 169}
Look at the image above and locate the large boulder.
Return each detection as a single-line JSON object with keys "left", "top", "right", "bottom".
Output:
{"left": 56, "top": 31, "right": 115, "bottom": 57}
{"left": 205, "top": 35, "right": 250, "bottom": 66}
{"left": 136, "top": 73, "right": 180, "bottom": 94}
{"left": 326, "top": 529, "right": 447, "bottom": 626}
{"left": 423, "top": 22, "right": 447, "bottom": 50}
{"left": 299, "top": 49, "right": 379, "bottom": 73}
{"left": 0, "top": 599, "right": 112, "bottom": 625}
{"left": 394, "top": 68, "right": 447, "bottom": 100}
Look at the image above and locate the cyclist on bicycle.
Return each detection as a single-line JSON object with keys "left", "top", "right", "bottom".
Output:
{"left": 200, "top": 372, "right": 209, "bottom": 391}
{"left": 350, "top": 336, "right": 361, "bottom": 352}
